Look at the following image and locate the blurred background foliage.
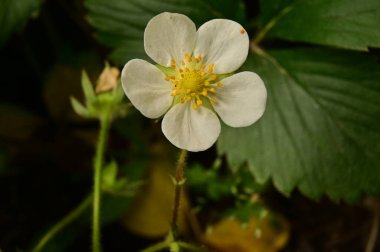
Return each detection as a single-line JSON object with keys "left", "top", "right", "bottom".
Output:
{"left": 1, "top": 0, "right": 380, "bottom": 251}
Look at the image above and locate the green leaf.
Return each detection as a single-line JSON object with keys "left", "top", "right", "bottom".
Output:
{"left": 0, "top": 0, "right": 41, "bottom": 47}
{"left": 218, "top": 47, "right": 380, "bottom": 202}
{"left": 258, "top": 0, "right": 380, "bottom": 51}
{"left": 85, "top": 0, "right": 246, "bottom": 65}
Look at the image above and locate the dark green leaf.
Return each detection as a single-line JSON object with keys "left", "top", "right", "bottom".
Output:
{"left": 0, "top": 0, "right": 41, "bottom": 47}
{"left": 258, "top": 0, "right": 380, "bottom": 51}
{"left": 218, "top": 48, "right": 380, "bottom": 201}
{"left": 85, "top": 0, "right": 246, "bottom": 65}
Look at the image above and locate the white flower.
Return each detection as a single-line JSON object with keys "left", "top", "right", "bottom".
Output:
{"left": 121, "top": 12, "right": 267, "bottom": 152}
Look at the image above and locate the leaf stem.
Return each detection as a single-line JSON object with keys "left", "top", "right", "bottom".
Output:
{"left": 31, "top": 194, "right": 92, "bottom": 252}
{"left": 171, "top": 149, "right": 188, "bottom": 239}
{"left": 92, "top": 115, "right": 111, "bottom": 252}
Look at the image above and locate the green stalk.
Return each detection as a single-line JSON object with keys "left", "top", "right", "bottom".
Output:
{"left": 171, "top": 149, "right": 188, "bottom": 238}
{"left": 31, "top": 194, "right": 92, "bottom": 252}
{"left": 92, "top": 115, "right": 111, "bottom": 252}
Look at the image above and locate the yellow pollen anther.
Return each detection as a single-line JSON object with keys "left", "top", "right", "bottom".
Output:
{"left": 179, "top": 69, "right": 183, "bottom": 73}
{"left": 201, "top": 89, "right": 208, "bottom": 96}
{"left": 170, "top": 93, "right": 176, "bottom": 96}
{"left": 217, "top": 82, "right": 223, "bottom": 87}
{"left": 180, "top": 97, "right": 185, "bottom": 103}
{"left": 185, "top": 68, "right": 190, "bottom": 72}
{"left": 208, "top": 64, "right": 214, "bottom": 72}
{"left": 191, "top": 93, "right": 196, "bottom": 97}
{"left": 193, "top": 104, "right": 198, "bottom": 110}
{"left": 181, "top": 60, "right": 185, "bottom": 66}
{"left": 195, "top": 55, "right": 202, "bottom": 63}
{"left": 209, "top": 87, "right": 216, "bottom": 93}
{"left": 170, "top": 76, "right": 176, "bottom": 80}
{"left": 186, "top": 96, "right": 191, "bottom": 101}
{"left": 204, "top": 81, "right": 210, "bottom": 87}
{"left": 165, "top": 77, "right": 170, "bottom": 81}
{"left": 196, "top": 99, "right": 203, "bottom": 105}
{"left": 210, "top": 97, "right": 217, "bottom": 103}
{"left": 240, "top": 28, "right": 245, "bottom": 34}
{"left": 185, "top": 53, "right": 192, "bottom": 62}
{"left": 171, "top": 59, "right": 177, "bottom": 68}
{"left": 200, "top": 64, "right": 206, "bottom": 70}
{"left": 210, "top": 75, "right": 217, "bottom": 81}
{"left": 198, "top": 71, "right": 205, "bottom": 76}
{"left": 186, "top": 89, "right": 191, "bottom": 93}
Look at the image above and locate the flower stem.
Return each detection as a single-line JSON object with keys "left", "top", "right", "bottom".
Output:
{"left": 31, "top": 194, "right": 92, "bottom": 252}
{"left": 171, "top": 149, "right": 188, "bottom": 239}
{"left": 92, "top": 115, "right": 111, "bottom": 252}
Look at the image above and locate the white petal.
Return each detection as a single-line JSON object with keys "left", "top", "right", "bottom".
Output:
{"left": 162, "top": 104, "right": 221, "bottom": 152}
{"left": 144, "top": 12, "right": 196, "bottom": 66}
{"left": 121, "top": 59, "right": 172, "bottom": 119}
{"left": 194, "top": 19, "right": 249, "bottom": 74}
{"left": 213, "top": 72, "right": 267, "bottom": 127}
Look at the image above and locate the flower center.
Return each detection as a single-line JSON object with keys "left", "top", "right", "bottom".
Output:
{"left": 164, "top": 53, "right": 223, "bottom": 110}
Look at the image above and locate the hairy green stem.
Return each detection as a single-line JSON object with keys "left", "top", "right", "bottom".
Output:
{"left": 171, "top": 149, "right": 188, "bottom": 238}
{"left": 31, "top": 194, "right": 92, "bottom": 252}
{"left": 92, "top": 115, "right": 111, "bottom": 252}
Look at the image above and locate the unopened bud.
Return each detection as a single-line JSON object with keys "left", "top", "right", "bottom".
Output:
{"left": 96, "top": 65, "right": 120, "bottom": 93}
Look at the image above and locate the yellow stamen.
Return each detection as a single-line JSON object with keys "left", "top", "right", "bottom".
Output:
{"left": 185, "top": 53, "right": 192, "bottom": 62}
{"left": 186, "top": 89, "right": 191, "bottom": 93}
{"left": 204, "top": 81, "right": 210, "bottom": 87}
{"left": 200, "top": 64, "right": 206, "bottom": 70}
{"left": 165, "top": 76, "right": 170, "bottom": 81}
{"left": 171, "top": 59, "right": 176, "bottom": 68}
{"left": 240, "top": 28, "right": 245, "bottom": 34}
{"left": 195, "top": 55, "right": 202, "bottom": 63}
{"left": 186, "top": 96, "right": 191, "bottom": 101}
{"left": 196, "top": 99, "right": 203, "bottom": 105}
{"left": 210, "top": 97, "right": 217, "bottom": 103}
{"left": 217, "top": 82, "right": 223, "bottom": 87}
{"left": 193, "top": 104, "right": 198, "bottom": 110}
{"left": 181, "top": 60, "right": 185, "bottom": 66}
{"left": 208, "top": 64, "right": 214, "bottom": 73}
{"left": 201, "top": 89, "right": 208, "bottom": 96}
{"left": 209, "top": 87, "right": 216, "bottom": 93}
{"left": 210, "top": 75, "right": 217, "bottom": 81}
{"left": 191, "top": 93, "right": 196, "bottom": 97}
